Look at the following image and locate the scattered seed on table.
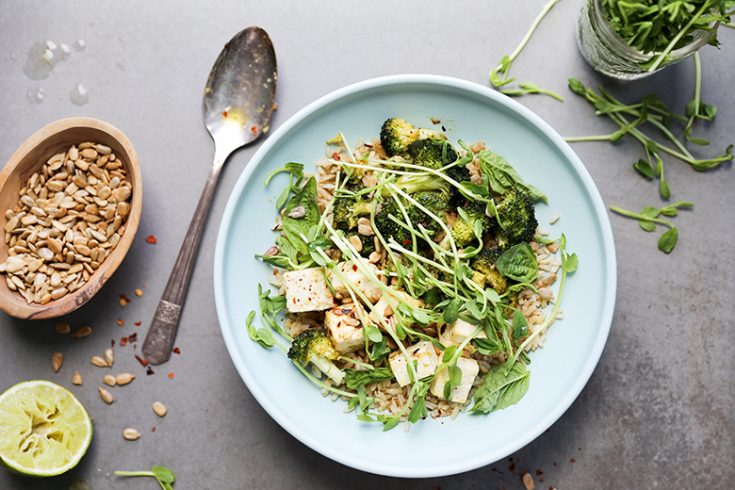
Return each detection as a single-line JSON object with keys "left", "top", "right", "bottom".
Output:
{"left": 72, "top": 371, "right": 82, "bottom": 385}
{"left": 152, "top": 401, "right": 167, "bottom": 417}
{"left": 91, "top": 355, "right": 108, "bottom": 368}
{"left": 122, "top": 428, "right": 140, "bottom": 441}
{"left": 53, "top": 322, "right": 71, "bottom": 335}
{"left": 115, "top": 373, "right": 135, "bottom": 385}
{"left": 98, "top": 387, "right": 114, "bottom": 404}
{"left": 103, "top": 374, "right": 117, "bottom": 387}
{"left": 167, "top": 372, "right": 174, "bottom": 380}
{"left": 145, "top": 235, "right": 157, "bottom": 244}
{"left": 521, "top": 473, "right": 535, "bottom": 490}
{"left": 51, "top": 352, "right": 63, "bottom": 372}
{"left": 134, "top": 288, "right": 143, "bottom": 297}
{"left": 116, "top": 319, "right": 124, "bottom": 326}
{"left": 72, "top": 326, "right": 93, "bottom": 338}
{"left": 104, "top": 348, "right": 114, "bottom": 366}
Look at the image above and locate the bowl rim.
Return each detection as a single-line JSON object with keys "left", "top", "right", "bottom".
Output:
{"left": 0, "top": 117, "right": 142, "bottom": 320}
{"left": 213, "top": 74, "right": 617, "bottom": 477}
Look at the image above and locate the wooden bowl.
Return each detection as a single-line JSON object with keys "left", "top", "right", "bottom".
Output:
{"left": 0, "top": 117, "right": 142, "bottom": 319}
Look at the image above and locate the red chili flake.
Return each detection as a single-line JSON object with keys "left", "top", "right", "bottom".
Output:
{"left": 128, "top": 333, "right": 138, "bottom": 343}
{"left": 536, "top": 469, "right": 543, "bottom": 476}
{"left": 151, "top": 426, "right": 157, "bottom": 432}
{"left": 134, "top": 321, "right": 141, "bottom": 327}
{"left": 172, "top": 347, "right": 181, "bottom": 355}
{"left": 250, "top": 125, "right": 258, "bottom": 134}
{"left": 430, "top": 117, "right": 441, "bottom": 124}
{"left": 167, "top": 372, "right": 175, "bottom": 379}
{"left": 135, "top": 355, "right": 149, "bottom": 367}
{"left": 110, "top": 339, "right": 115, "bottom": 347}
{"left": 331, "top": 152, "right": 341, "bottom": 161}
{"left": 569, "top": 458, "right": 576, "bottom": 464}
{"left": 402, "top": 239, "right": 411, "bottom": 245}
{"left": 222, "top": 110, "right": 228, "bottom": 118}
{"left": 146, "top": 366, "right": 155, "bottom": 375}
{"left": 351, "top": 264, "right": 357, "bottom": 272}
{"left": 120, "top": 337, "right": 128, "bottom": 347}
{"left": 145, "top": 235, "right": 157, "bottom": 244}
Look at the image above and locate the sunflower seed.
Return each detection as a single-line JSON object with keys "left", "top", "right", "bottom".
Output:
{"left": 103, "top": 374, "right": 117, "bottom": 387}
{"left": 115, "top": 373, "right": 135, "bottom": 386}
{"left": 72, "top": 371, "right": 82, "bottom": 385}
{"left": 72, "top": 325, "right": 93, "bottom": 338}
{"left": 152, "top": 401, "right": 167, "bottom": 417}
{"left": 54, "top": 321, "right": 71, "bottom": 334}
{"left": 98, "top": 387, "right": 114, "bottom": 404}
{"left": 51, "top": 352, "right": 63, "bottom": 372}
{"left": 122, "top": 428, "right": 140, "bottom": 441}
{"left": 104, "top": 348, "right": 114, "bottom": 366}
{"left": 91, "top": 355, "right": 108, "bottom": 367}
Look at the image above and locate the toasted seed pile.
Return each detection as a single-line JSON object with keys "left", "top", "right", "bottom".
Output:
{"left": 0, "top": 142, "right": 132, "bottom": 304}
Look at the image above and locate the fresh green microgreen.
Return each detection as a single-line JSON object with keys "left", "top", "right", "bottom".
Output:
{"left": 511, "top": 309, "right": 529, "bottom": 341}
{"left": 609, "top": 201, "right": 693, "bottom": 253}
{"left": 489, "top": 0, "right": 564, "bottom": 101}
{"left": 246, "top": 309, "right": 276, "bottom": 348}
{"left": 601, "top": 0, "right": 733, "bottom": 71}
{"left": 344, "top": 367, "right": 394, "bottom": 390}
{"left": 114, "top": 466, "right": 176, "bottom": 490}
{"left": 566, "top": 77, "right": 733, "bottom": 202}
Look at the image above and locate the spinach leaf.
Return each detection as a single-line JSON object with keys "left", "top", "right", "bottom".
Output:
{"left": 495, "top": 243, "right": 538, "bottom": 282}
{"left": 477, "top": 150, "right": 547, "bottom": 202}
{"left": 471, "top": 360, "right": 530, "bottom": 414}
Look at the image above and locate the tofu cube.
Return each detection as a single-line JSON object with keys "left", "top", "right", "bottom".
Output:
{"left": 324, "top": 305, "right": 365, "bottom": 354}
{"left": 368, "top": 290, "right": 421, "bottom": 325}
{"left": 430, "top": 357, "right": 479, "bottom": 404}
{"left": 388, "top": 341, "right": 439, "bottom": 387}
{"left": 329, "top": 261, "right": 384, "bottom": 303}
{"left": 442, "top": 319, "right": 486, "bottom": 347}
{"left": 283, "top": 267, "right": 334, "bottom": 313}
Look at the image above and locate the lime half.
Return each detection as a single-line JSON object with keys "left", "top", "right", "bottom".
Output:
{"left": 0, "top": 381, "right": 92, "bottom": 477}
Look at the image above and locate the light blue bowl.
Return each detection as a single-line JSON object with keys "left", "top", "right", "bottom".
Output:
{"left": 214, "top": 75, "right": 616, "bottom": 478}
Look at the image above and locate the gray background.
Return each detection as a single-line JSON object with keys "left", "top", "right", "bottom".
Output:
{"left": 1, "top": 1, "right": 733, "bottom": 488}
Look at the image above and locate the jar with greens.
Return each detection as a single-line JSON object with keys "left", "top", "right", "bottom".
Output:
{"left": 577, "top": 0, "right": 732, "bottom": 80}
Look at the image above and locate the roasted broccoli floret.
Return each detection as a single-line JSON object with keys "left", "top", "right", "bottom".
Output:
{"left": 287, "top": 329, "right": 345, "bottom": 385}
{"left": 407, "top": 138, "right": 458, "bottom": 169}
{"left": 492, "top": 189, "right": 538, "bottom": 246}
{"left": 380, "top": 118, "right": 419, "bottom": 156}
{"left": 375, "top": 191, "right": 448, "bottom": 246}
{"left": 447, "top": 200, "right": 490, "bottom": 248}
{"left": 332, "top": 196, "right": 372, "bottom": 231}
{"left": 394, "top": 173, "right": 451, "bottom": 197}
{"left": 374, "top": 199, "right": 411, "bottom": 246}
{"left": 470, "top": 246, "right": 507, "bottom": 293}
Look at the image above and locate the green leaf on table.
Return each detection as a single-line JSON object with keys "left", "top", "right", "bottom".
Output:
{"left": 633, "top": 159, "right": 655, "bottom": 180}
{"left": 658, "top": 227, "right": 679, "bottom": 254}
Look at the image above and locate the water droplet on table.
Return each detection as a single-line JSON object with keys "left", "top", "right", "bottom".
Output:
{"left": 23, "top": 40, "right": 68, "bottom": 80}
{"left": 26, "top": 88, "right": 45, "bottom": 104}
{"left": 74, "top": 39, "right": 86, "bottom": 51}
{"left": 69, "top": 83, "right": 89, "bottom": 105}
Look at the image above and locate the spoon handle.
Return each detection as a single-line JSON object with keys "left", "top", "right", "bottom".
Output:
{"left": 142, "top": 163, "right": 224, "bottom": 365}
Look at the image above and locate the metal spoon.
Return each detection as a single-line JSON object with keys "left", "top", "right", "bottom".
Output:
{"left": 142, "top": 26, "right": 277, "bottom": 365}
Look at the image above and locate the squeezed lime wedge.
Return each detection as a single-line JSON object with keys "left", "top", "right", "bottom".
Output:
{"left": 0, "top": 380, "right": 92, "bottom": 477}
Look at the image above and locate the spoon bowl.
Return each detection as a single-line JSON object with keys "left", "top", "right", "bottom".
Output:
{"left": 203, "top": 26, "right": 277, "bottom": 161}
{"left": 0, "top": 117, "right": 142, "bottom": 320}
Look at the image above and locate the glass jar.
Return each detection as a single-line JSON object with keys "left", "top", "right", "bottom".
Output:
{"left": 577, "top": 0, "right": 715, "bottom": 80}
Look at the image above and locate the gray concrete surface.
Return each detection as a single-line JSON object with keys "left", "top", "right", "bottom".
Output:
{"left": 1, "top": 1, "right": 733, "bottom": 488}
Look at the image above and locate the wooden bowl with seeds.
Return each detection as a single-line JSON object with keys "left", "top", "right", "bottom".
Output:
{"left": 0, "top": 117, "right": 142, "bottom": 319}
